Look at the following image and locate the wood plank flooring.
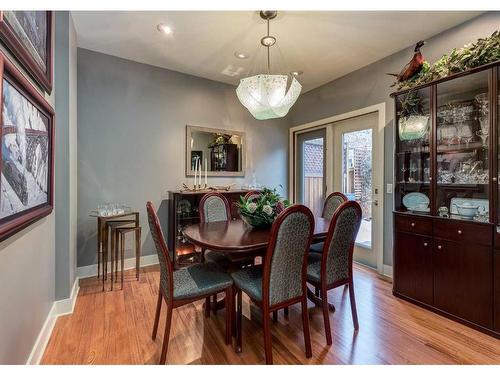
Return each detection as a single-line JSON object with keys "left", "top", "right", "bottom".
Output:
{"left": 41, "top": 264, "right": 500, "bottom": 364}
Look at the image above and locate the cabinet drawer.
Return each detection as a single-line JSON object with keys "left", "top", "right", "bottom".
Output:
{"left": 394, "top": 214, "right": 432, "bottom": 236}
{"left": 434, "top": 219, "right": 492, "bottom": 246}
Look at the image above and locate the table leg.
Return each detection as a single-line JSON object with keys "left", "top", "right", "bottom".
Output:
{"left": 306, "top": 286, "right": 335, "bottom": 312}
{"left": 102, "top": 224, "right": 108, "bottom": 291}
{"left": 97, "top": 218, "right": 102, "bottom": 278}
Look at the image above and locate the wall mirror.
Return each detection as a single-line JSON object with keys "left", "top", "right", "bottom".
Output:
{"left": 186, "top": 125, "right": 245, "bottom": 177}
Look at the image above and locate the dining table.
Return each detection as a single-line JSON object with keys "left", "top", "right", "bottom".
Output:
{"left": 182, "top": 217, "right": 335, "bottom": 311}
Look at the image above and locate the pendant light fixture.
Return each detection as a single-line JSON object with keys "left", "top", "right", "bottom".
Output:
{"left": 236, "top": 11, "right": 302, "bottom": 120}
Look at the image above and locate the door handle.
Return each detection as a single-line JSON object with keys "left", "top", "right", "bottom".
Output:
{"left": 373, "top": 199, "right": 378, "bottom": 206}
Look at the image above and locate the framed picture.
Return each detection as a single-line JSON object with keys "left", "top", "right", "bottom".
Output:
{"left": 0, "top": 11, "right": 53, "bottom": 93}
{"left": 0, "top": 52, "right": 55, "bottom": 241}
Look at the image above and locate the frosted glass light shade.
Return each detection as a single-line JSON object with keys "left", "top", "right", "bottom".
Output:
{"left": 236, "top": 74, "right": 302, "bottom": 120}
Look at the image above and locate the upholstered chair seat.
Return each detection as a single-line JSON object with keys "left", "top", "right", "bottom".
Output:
{"left": 310, "top": 192, "right": 348, "bottom": 254}
{"left": 231, "top": 265, "right": 263, "bottom": 301}
{"left": 172, "top": 263, "right": 233, "bottom": 300}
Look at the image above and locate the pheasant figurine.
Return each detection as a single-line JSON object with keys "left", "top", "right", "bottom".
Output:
{"left": 388, "top": 40, "right": 425, "bottom": 85}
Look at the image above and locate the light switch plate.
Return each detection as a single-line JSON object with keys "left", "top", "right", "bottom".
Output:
{"left": 386, "top": 184, "right": 393, "bottom": 194}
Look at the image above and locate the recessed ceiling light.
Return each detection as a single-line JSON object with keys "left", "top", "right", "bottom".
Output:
{"left": 290, "top": 71, "right": 303, "bottom": 76}
{"left": 157, "top": 23, "right": 173, "bottom": 35}
{"left": 234, "top": 52, "right": 250, "bottom": 59}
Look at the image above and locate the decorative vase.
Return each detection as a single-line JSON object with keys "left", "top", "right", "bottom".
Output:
{"left": 240, "top": 212, "right": 274, "bottom": 229}
{"left": 399, "top": 115, "right": 429, "bottom": 141}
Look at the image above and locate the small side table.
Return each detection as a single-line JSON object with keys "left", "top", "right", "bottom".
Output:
{"left": 90, "top": 211, "right": 139, "bottom": 291}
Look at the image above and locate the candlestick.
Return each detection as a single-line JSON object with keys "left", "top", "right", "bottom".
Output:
{"left": 204, "top": 157, "right": 207, "bottom": 185}
{"left": 198, "top": 159, "right": 202, "bottom": 190}
{"left": 194, "top": 158, "right": 197, "bottom": 188}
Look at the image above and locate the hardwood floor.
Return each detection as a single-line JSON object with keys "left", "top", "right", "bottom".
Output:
{"left": 41, "top": 264, "right": 500, "bottom": 365}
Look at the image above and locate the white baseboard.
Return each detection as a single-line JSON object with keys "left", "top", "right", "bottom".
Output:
{"left": 382, "top": 264, "right": 393, "bottom": 278}
{"left": 26, "top": 277, "right": 80, "bottom": 365}
{"left": 76, "top": 253, "right": 159, "bottom": 279}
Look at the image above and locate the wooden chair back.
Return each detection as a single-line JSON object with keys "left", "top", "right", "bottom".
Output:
{"left": 199, "top": 192, "right": 232, "bottom": 223}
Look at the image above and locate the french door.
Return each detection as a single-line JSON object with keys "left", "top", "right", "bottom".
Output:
{"left": 292, "top": 108, "right": 383, "bottom": 272}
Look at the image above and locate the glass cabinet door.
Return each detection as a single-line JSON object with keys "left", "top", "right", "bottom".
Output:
{"left": 395, "top": 88, "right": 431, "bottom": 215}
{"left": 436, "top": 70, "right": 490, "bottom": 222}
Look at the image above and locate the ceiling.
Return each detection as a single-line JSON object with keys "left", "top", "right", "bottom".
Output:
{"left": 71, "top": 11, "right": 482, "bottom": 93}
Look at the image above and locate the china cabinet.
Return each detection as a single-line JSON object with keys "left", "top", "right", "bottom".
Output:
{"left": 392, "top": 62, "right": 500, "bottom": 338}
{"left": 167, "top": 189, "right": 253, "bottom": 268}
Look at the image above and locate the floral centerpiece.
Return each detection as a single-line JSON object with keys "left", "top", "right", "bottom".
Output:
{"left": 238, "top": 187, "right": 290, "bottom": 229}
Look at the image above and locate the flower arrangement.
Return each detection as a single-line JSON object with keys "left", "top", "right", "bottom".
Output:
{"left": 238, "top": 187, "right": 290, "bottom": 228}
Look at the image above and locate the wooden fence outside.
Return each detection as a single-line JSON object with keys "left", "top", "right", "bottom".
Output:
{"left": 304, "top": 176, "right": 324, "bottom": 218}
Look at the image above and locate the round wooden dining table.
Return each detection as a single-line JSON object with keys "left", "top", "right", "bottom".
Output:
{"left": 183, "top": 217, "right": 334, "bottom": 311}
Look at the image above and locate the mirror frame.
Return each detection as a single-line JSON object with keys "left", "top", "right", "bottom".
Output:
{"left": 185, "top": 125, "right": 246, "bottom": 177}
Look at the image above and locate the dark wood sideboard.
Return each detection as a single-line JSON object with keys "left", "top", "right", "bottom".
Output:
{"left": 167, "top": 189, "right": 254, "bottom": 268}
{"left": 391, "top": 61, "right": 500, "bottom": 339}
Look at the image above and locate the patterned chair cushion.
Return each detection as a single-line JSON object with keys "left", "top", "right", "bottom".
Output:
{"left": 323, "top": 195, "right": 345, "bottom": 220}
{"left": 231, "top": 265, "right": 263, "bottom": 301}
{"left": 173, "top": 262, "right": 233, "bottom": 300}
{"left": 268, "top": 211, "right": 312, "bottom": 305}
{"left": 310, "top": 241, "right": 325, "bottom": 253}
{"left": 306, "top": 252, "right": 322, "bottom": 283}
{"left": 203, "top": 196, "right": 229, "bottom": 222}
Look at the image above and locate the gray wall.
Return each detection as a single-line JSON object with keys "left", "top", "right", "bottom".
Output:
{"left": 54, "top": 12, "right": 78, "bottom": 300}
{"left": 288, "top": 12, "right": 500, "bottom": 266}
{"left": 77, "top": 49, "right": 290, "bottom": 267}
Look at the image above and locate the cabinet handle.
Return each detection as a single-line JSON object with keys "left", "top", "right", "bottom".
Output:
{"left": 429, "top": 177, "right": 433, "bottom": 181}
{"left": 423, "top": 242, "right": 428, "bottom": 247}
{"left": 437, "top": 245, "right": 442, "bottom": 250}
{"left": 410, "top": 222, "right": 415, "bottom": 227}
{"left": 457, "top": 229, "right": 462, "bottom": 235}
{"left": 493, "top": 177, "right": 498, "bottom": 182}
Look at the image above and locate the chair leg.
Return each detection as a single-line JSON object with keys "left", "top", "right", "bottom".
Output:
{"left": 232, "top": 288, "right": 237, "bottom": 338}
{"left": 349, "top": 281, "right": 359, "bottom": 331}
{"left": 205, "top": 297, "right": 211, "bottom": 318}
{"left": 272, "top": 311, "right": 278, "bottom": 323}
{"left": 225, "top": 287, "right": 232, "bottom": 345}
{"left": 283, "top": 307, "right": 289, "bottom": 318}
{"left": 152, "top": 291, "right": 162, "bottom": 340}
{"left": 136, "top": 228, "right": 141, "bottom": 280}
{"left": 159, "top": 304, "right": 173, "bottom": 364}
{"left": 301, "top": 298, "right": 312, "bottom": 358}
{"left": 115, "top": 230, "right": 119, "bottom": 281}
{"left": 263, "top": 309, "right": 273, "bottom": 364}
{"left": 321, "top": 285, "right": 332, "bottom": 345}
{"left": 236, "top": 290, "right": 242, "bottom": 353}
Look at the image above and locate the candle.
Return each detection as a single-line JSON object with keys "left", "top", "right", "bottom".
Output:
{"left": 204, "top": 157, "right": 208, "bottom": 185}
{"left": 198, "top": 158, "right": 202, "bottom": 187}
{"left": 194, "top": 158, "right": 198, "bottom": 187}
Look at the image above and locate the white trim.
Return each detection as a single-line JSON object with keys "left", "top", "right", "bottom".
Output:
{"left": 383, "top": 265, "right": 393, "bottom": 278}
{"left": 76, "top": 253, "right": 159, "bottom": 279}
{"left": 26, "top": 277, "right": 80, "bottom": 365}
{"left": 289, "top": 103, "right": 386, "bottom": 275}
{"left": 26, "top": 303, "right": 57, "bottom": 365}
{"left": 54, "top": 277, "right": 80, "bottom": 316}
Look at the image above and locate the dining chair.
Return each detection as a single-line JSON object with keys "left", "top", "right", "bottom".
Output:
{"left": 309, "top": 192, "right": 348, "bottom": 254}
{"left": 231, "top": 205, "right": 314, "bottom": 364}
{"left": 306, "top": 200, "right": 362, "bottom": 345}
{"left": 146, "top": 201, "right": 233, "bottom": 364}
{"left": 199, "top": 192, "right": 260, "bottom": 314}
{"left": 244, "top": 190, "right": 262, "bottom": 202}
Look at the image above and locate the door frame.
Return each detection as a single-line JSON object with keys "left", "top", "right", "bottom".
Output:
{"left": 289, "top": 103, "right": 386, "bottom": 274}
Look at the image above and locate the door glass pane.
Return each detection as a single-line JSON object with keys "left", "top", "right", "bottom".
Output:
{"left": 342, "top": 129, "right": 372, "bottom": 248}
{"left": 436, "top": 70, "right": 489, "bottom": 222}
{"left": 296, "top": 129, "right": 325, "bottom": 217}
{"left": 394, "top": 88, "right": 431, "bottom": 216}
{"left": 302, "top": 138, "right": 324, "bottom": 217}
